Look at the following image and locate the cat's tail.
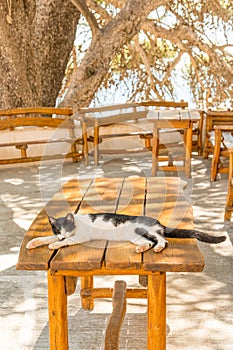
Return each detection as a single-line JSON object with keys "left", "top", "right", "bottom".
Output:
{"left": 164, "top": 227, "right": 226, "bottom": 244}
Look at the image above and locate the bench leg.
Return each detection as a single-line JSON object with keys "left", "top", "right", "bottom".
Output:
{"left": 210, "top": 128, "right": 221, "bottom": 182}
{"left": 147, "top": 272, "right": 166, "bottom": 350}
{"left": 47, "top": 271, "right": 69, "bottom": 350}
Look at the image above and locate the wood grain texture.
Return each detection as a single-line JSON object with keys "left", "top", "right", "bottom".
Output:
{"left": 16, "top": 179, "right": 90, "bottom": 270}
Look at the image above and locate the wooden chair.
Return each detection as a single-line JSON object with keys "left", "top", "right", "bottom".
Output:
{"left": 0, "top": 107, "right": 83, "bottom": 165}
{"left": 225, "top": 147, "right": 233, "bottom": 220}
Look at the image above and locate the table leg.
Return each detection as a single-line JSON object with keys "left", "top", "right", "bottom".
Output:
{"left": 152, "top": 124, "right": 159, "bottom": 176}
{"left": 47, "top": 271, "right": 69, "bottom": 350}
{"left": 81, "top": 121, "right": 89, "bottom": 166}
{"left": 94, "top": 120, "right": 99, "bottom": 165}
{"left": 147, "top": 272, "right": 166, "bottom": 350}
{"left": 225, "top": 148, "right": 233, "bottom": 220}
{"left": 184, "top": 124, "right": 193, "bottom": 178}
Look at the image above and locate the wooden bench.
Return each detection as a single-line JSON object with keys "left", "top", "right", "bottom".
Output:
{"left": 16, "top": 176, "right": 204, "bottom": 350}
{"left": 0, "top": 107, "right": 83, "bottom": 165}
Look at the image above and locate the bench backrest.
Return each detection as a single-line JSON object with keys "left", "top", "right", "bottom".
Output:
{"left": 0, "top": 107, "right": 74, "bottom": 131}
{"left": 76, "top": 101, "right": 189, "bottom": 126}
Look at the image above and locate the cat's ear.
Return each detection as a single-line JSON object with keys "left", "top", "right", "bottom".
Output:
{"left": 65, "top": 213, "right": 74, "bottom": 223}
{"left": 48, "top": 216, "right": 57, "bottom": 226}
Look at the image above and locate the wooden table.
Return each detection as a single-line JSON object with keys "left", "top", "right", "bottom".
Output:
{"left": 78, "top": 104, "right": 200, "bottom": 178}
{"left": 78, "top": 103, "right": 148, "bottom": 165}
{"left": 203, "top": 111, "right": 233, "bottom": 159}
{"left": 147, "top": 109, "right": 200, "bottom": 177}
{"left": 17, "top": 177, "right": 204, "bottom": 350}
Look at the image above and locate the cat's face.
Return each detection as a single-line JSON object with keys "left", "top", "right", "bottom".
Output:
{"left": 48, "top": 213, "right": 76, "bottom": 240}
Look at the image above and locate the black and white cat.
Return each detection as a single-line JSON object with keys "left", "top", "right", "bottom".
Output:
{"left": 26, "top": 212, "right": 226, "bottom": 253}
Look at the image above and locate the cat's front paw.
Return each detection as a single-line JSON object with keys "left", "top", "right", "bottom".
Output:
{"left": 26, "top": 239, "right": 39, "bottom": 249}
{"left": 49, "top": 242, "right": 64, "bottom": 249}
{"left": 135, "top": 243, "right": 153, "bottom": 253}
{"left": 48, "top": 243, "right": 57, "bottom": 250}
{"left": 153, "top": 240, "right": 168, "bottom": 253}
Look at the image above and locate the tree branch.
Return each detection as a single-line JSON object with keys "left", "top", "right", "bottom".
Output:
{"left": 70, "top": 0, "right": 99, "bottom": 37}
{"left": 133, "top": 36, "right": 159, "bottom": 93}
{"left": 143, "top": 20, "right": 233, "bottom": 81}
{"left": 87, "top": 0, "right": 112, "bottom": 23}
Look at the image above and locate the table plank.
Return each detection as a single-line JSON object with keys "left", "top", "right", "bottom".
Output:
{"left": 16, "top": 179, "right": 91, "bottom": 270}
{"left": 116, "top": 177, "right": 146, "bottom": 215}
{"left": 143, "top": 177, "right": 204, "bottom": 272}
{"left": 143, "top": 238, "right": 204, "bottom": 272}
{"left": 78, "top": 177, "right": 124, "bottom": 214}
{"left": 50, "top": 178, "right": 125, "bottom": 271}
{"left": 145, "top": 177, "right": 192, "bottom": 228}
{"left": 105, "top": 177, "right": 146, "bottom": 270}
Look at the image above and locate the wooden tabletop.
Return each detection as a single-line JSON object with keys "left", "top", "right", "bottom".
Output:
{"left": 206, "top": 111, "right": 233, "bottom": 117}
{"left": 17, "top": 177, "right": 204, "bottom": 274}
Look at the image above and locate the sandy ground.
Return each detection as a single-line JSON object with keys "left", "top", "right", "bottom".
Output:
{"left": 0, "top": 153, "right": 232, "bottom": 350}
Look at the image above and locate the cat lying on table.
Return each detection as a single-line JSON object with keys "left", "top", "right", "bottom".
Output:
{"left": 26, "top": 212, "right": 226, "bottom": 253}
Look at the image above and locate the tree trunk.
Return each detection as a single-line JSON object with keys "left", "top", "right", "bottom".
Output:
{"left": 0, "top": 0, "right": 80, "bottom": 109}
